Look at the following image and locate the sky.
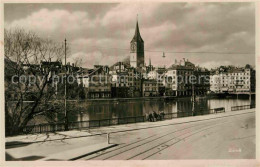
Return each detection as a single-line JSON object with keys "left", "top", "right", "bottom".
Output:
{"left": 4, "top": 3, "right": 255, "bottom": 69}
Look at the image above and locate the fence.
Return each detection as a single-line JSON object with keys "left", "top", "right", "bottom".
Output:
{"left": 5, "top": 106, "right": 230, "bottom": 136}
{"left": 231, "top": 104, "right": 255, "bottom": 111}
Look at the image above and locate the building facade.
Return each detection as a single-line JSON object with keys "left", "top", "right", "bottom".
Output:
{"left": 142, "top": 79, "right": 159, "bottom": 97}
{"left": 87, "top": 66, "right": 111, "bottom": 98}
{"left": 127, "top": 67, "right": 142, "bottom": 97}
{"left": 110, "top": 62, "right": 129, "bottom": 98}
{"left": 164, "top": 63, "right": 194, "bottom": 97}
{"left": 210, "top": 65, "right": 255, "bottom": 94}
{"left": 194, "top": 67, "right": 210, "bottom": 95}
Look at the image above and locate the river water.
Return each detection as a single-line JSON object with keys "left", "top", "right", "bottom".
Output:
{"left": 67, "top": 97, "right": 255, "bottom": 122}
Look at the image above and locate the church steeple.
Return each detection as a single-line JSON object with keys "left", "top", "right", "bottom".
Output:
{"left": 131, "top": 19, "right": 144, "bottom": 43}
{"left": 130, "top": 16, "right": 144, "bottom": 68}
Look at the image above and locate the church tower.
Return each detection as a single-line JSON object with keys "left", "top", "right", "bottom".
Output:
{"left": 130, "top": 19, "right": 144, "bottom": 68}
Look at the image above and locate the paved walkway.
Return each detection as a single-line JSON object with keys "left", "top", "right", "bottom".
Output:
{"left": 5, "top": 109, "right": 255, "bottom": 160}
{"left": 86, "top": 110, "right": 255, "bottom": 160}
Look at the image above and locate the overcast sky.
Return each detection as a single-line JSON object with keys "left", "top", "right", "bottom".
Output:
{"left": 4, "top": 3, "right": 255, "bottom": 69}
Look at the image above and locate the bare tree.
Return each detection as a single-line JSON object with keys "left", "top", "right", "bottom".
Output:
{"left": 5, "top": 28, "right": 67, "bottom": 135}
{"left": 73, "top": 57, "right": 83, "bottom": 67}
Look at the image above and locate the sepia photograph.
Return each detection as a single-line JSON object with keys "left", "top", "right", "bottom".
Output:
{"left": 2, "top": 2, "right": 257, "bottom": 162}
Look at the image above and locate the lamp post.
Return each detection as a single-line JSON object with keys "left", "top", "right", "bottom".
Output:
{"left": 64, "top": 38, "right": 69, "bottom": 131}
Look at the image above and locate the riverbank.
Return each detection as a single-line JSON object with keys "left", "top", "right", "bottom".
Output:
{"left": 5, "top": 108, "right": 255, "bottom": 160}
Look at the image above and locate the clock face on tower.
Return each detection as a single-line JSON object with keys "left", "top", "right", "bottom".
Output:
{"left": 131, "top": 43, "right": 136, "bottom": 52}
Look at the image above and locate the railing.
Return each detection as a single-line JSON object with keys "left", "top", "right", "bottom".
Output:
{"left": 5, "top": 103, "right": 255, "bottom": 136}
{"left": 6, "top": 106, "right": 230, "bottom": 136}
{"left": 231, "top": 104, "right": 255, "bottom": 111}
{"left": 11, "top": 104, "right": 254, "bottom": 137}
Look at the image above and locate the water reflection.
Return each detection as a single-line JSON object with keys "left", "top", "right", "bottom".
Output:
{"left": 70, "top": 97, "right": 254, "bottom": 122}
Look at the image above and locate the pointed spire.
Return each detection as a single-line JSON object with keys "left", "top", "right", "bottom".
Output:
{"left": 131, "top": 15, "right": 144, "bottom": 43}
{"left": 149, "top": 57, "right": 151, "bottom": 66}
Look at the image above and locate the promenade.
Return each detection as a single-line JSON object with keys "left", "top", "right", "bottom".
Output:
{"left": 6, "top": 108, "right": 255, "bottom": 160}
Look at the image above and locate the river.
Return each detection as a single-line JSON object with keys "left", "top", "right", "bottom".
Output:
{"left": 65, "top": 97, "right": 255, "bottom": 122}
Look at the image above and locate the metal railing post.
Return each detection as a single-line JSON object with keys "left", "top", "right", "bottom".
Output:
{"left": 107, "top": 133, "right": 110, "bottom": 144}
